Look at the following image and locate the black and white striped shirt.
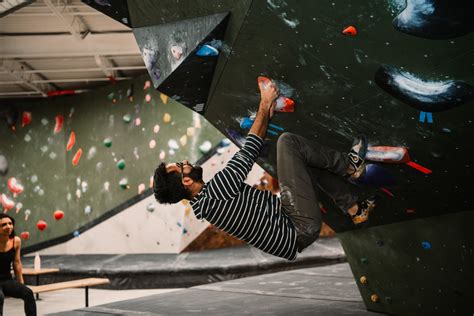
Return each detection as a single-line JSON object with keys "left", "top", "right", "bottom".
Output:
{"left": 190, "top": 134, "right": 298, "bottom": 260}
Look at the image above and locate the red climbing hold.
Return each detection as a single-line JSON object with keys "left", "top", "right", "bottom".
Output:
{"left": 20, "top": 231, "right": 30, "bottom": 240}
{"left": 67, "top": 131, "right": 76, "bottom": 151}
{"left": 54, "top": 115, "right": 64, "bottom": 134}
{"left": 54, "top": 210, "right": 64, "bottom": 220}
{"left": 342, "top": 26, "right": 357, "bottom": 36}
{"left": 37, "top": 220, "right": 47, "bottom": 231}
{"left": 275, "top": 96, "right": 295, "bottom": 112}
{"left": 21, "top": 112, "right": 32, "bottom": 127}
{"left": 72, "top": 148, "right": 83, "bottom": 166}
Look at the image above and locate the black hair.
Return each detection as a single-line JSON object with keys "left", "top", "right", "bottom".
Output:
{"left": 0, "top": 213, "right": 15, "bottom": 238}
{"left": 153, "top": 162, "right": 192, "bottom": 204}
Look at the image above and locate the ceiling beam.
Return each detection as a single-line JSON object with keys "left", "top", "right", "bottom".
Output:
{"left": 94, "top": 55, "right": 118, "bottom": 78}
{"left": 0, "top": 66, "right": 146, "bottom": 75}
{"left": 0, "top": 77, "right": 132, "bottom": 84}
{"left": 43, "top": 0, "right": 90, "bottom": 40}
{"left": 0, "top": 33, "right": 141, "bottom": 59}
{"left": 0, "top": 60, "right": 55, "bottom": 97}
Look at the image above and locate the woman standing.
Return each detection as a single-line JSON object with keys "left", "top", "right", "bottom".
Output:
{"left": 0, "top": 214, "right": 36, "bottom": 316}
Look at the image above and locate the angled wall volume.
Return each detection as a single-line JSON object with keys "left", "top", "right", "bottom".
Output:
{"left": 133, "top": 13, "right": 229, "bottom": 113}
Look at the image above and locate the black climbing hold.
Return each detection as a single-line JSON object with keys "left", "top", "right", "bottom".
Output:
{"left": 375, "top": 65, "right": 474, "bottom": 112}
{"left": 392, "top": 0, "right": 474, "bottom": 39}
{"left": 377, "top": 240, "right": 385, "bottom": 247}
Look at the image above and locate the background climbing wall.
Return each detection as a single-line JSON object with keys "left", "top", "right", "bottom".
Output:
{"left": 81, "top": 0, "right": 474, "bottom": 314}
{"left": 0, "top": 74, "right": 224, "bottom": 250}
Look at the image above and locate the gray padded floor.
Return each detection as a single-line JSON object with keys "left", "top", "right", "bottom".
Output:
{"left": 50, "top": 263, "right": 378, "bottom": 315}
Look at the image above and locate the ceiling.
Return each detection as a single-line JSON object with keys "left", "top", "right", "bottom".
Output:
{"left": 0, "top": 0, "right": 147, "bottom": 99}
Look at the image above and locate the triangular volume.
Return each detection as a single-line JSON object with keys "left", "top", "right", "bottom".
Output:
{"left": 81, "top": 0, "right": 132, "bottom": 27}
{"left": 133, "top": 13, "right": 229, "bottom": 114}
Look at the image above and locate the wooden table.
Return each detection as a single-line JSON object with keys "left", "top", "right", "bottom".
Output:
{"left": 23, "top": 268, "right": 60, "bottom": 300}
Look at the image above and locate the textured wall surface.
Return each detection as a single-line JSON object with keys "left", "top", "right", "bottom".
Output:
{"left": 0, "top": 75, "right": 224, "bottom": 250}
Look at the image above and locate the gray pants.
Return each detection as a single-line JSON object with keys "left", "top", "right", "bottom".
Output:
{"left": 277, "top": 132, "right": 358, "bottom": 252}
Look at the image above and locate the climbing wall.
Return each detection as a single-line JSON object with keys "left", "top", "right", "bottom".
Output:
{"left": 0, "top": 74, "right": 224, "bottom": 251}
{"left": 82, "top": 0, "right": 474, "bottom": 314}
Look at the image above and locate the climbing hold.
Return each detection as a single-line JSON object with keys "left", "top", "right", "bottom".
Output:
{"left": 126, "top": 84, "right": 134, "bottom": 100}
{"left": 160, "top": 93, "right": 168, "bottom": 104}
{"left": 146, "top": 203, "right": 155, "bottom": 213}
{"left": 154, "top": 125, "right": 160, "bottom": 133}
{"left": 66, "top": 131, "right": 76, "bottom": 151}
{"left": 24, "top": 209, "right": 31, "bottom": 221}
{"left": 355, "top": 164, "right": 397, "bottom": 186}
{"left": 21, "top": 112, "right": 32, "bottom": 127}
{"left": 199, "top": 141, "right": 212, "bottom": 154}
{"left": 342, "top": 25, "right": 357, "bottom": 36}
{"left": 20, "top": 231, "right": 30, "bottom": 240}
{"left": 145, "top": 94, "right": 152, "bottom": 103}
{"left": 421, "top": 241, "right": 432, "bottom": 249}
{"left": 360, "top": 276, "right": 368, "bottom": 284}
{"left": 138, "top": 183, "right": 146, "bottom": 194}
{"left": 406, "top": 161, "right": 432, "bottom": 174}
{"left": 73, "top": 230, "right": 80, "bottom": 237}
{"left": 54, "top": 210, "right": 64, "bottom": 220}
{"left": 406, "top": 208, "right": 416, "bottom": 214}
{"left": 107, "top": 92, "right": 115, "bottom": 101}
{"left": 54, "top": 115, "right": 64, "bottom": 134}
{"left": 135, "top": 118, "right": 141, "bottom": 126}
{"left": 366, "top": 146, "right": 410, "bottom": 164}
{"left": 370, "top": 294, "right": 379, "bottom": 303}
{"left": 119, "top": 178, "right": 129, "bottom": 189}
{"left": 163, "top": 113, "right": 171, "bottom": 123}
{"left": 122, "top": 114, "right": 132, "bottom": 123}
{"left": 257, "top": 76, "right": 295, "bottom": 112}
{"left": 103, "top": 137, "right": 112, "bottom": 148}
{"left": 143, "top": 81, "right": 151, "bottom": 90}
{"left": 376, "top": 240, "right": 384, "bottom": 247}
{"left": 220, "top": 138, "right": 232, "bottom": 147}
{"left": 375, "top": 65, "right": 474, "bottom": 112}
{"left": 37, "top": 220, "right": 47, "bottom": 231}
{"left": 117, "top": 159, "right": 126, "bottom": 170}
{"left": 1, "top": 194, "right": 15, "bottom": 212}
{"left": 149, "top": 140, "right": 156, "bottom": 149}
{"left": 0, "top": 155, "right": 8, "bottom": 176}
{"left": 385, "top": 296, "right": 392, "bottom": 303}
{"left": 72, "top": 148, "right": 83, "bottom": 166}
{"left": 196, "top": 44, "right": 219, "bottom": 57}
{"left": 84, "top": 205, "right": 92, "bottom": 215}
{"left": 171, "top": 45, "right": 184, "bottom": 60}
{"left": 7, "top": 177, "right": 24, "bottom": 196}
{"left": 275, "top": 96, "right": 295, "bottom": 112}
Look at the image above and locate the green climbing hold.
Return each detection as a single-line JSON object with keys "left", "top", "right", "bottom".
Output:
{"left": 119, "top": 178, "right": 128, "bottom": 189}
{"left": 107, "top": 92, "right": 115, "bottom": 101}
{"left": 117, "top": 159, "right": 126, "bottom": 170}
{"left": 123, "top": 114, "right": 132, "bottom": 123}
{"left": 361, "top": 257, "right": 369, "bottom": 264}
{"left": 103, "top": 138, "right": 112, "bottom": 148}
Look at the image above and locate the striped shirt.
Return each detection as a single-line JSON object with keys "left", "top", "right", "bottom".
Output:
{"left": 190, "top": 134, "right": 298, "bottom": 260}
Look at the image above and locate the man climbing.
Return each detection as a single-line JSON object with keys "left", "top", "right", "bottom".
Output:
{"left": 153, "top": 79, "right": 376, "bottom": 260}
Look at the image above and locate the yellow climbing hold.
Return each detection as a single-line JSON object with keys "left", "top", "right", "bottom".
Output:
{"left": 187, "top": 127, "right": 195, "bottom": 136}
{"left": 180, "top": 135, "right": 187, "bottom": 146}
{"left": 163, "top": 113, "right": 171, "bottom": 123}
{"left": 160, "top": 93, "right": 168, "bottom": 104}
{"left": 360, "top": 276, "right": 367, "bottom": 284}
{"left": 370, "top": 294, "right": 379, "bottom": 303}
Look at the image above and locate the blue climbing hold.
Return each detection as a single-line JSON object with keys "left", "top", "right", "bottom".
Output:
{"left": 196, "top": 44, "right": 219, "bottom": 57}
{"left": 421, "top": 241, "right": 432, "bottom": 249}
{"left": 73, "top": 230, "right": 80, "bottom": 237}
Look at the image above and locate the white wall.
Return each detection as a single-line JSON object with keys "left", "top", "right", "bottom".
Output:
{"left": 39, "top": 142, "right": 265, "bottom": 255}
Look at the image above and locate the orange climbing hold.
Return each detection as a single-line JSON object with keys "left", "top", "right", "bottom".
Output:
{"left": 72, "top": 148, "right": 83, "bottom": 166}
{"left": 67, "top": 131, "right": 76, "bottom": 151}
{"left": 342, "top": 25, "right": 357, "bottom": 36}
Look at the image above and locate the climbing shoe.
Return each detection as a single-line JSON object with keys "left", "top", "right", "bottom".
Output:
{"left": 351, "top": 196, "right": 377, "bottom": 225}
{"left": 347, "top": 135, "right": 368, "bottom": 179}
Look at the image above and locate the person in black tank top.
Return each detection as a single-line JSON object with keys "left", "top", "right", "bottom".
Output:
{"left": 0, "top": 214, "right": 36, "bottom": 316}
